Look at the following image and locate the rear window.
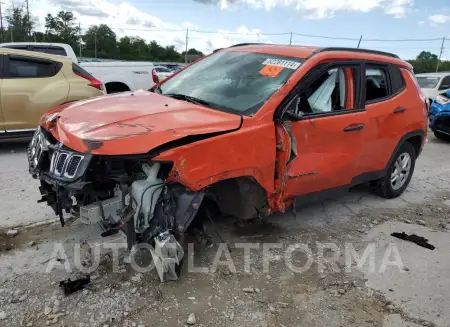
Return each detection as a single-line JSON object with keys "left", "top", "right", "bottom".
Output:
{"left": 2, "top": 45, "right": 28, "bottom": 50}
{"left": 31, "top": 46, "right": 67, "bottom": 57}
{"left": 390, "top": 66, "right": 406, "bottom": 94}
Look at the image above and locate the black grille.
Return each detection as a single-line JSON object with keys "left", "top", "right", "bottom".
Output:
{"left": 56, "top": 153, "right": 68, "bottom": 173}
{"left": 66, "top": 156, "right": 82, "bottom": 176}
{"left": 435, "top": 116, "right": 450, "bottom": 134}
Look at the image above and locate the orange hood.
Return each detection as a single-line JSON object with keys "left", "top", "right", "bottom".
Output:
{"left": 41, "top": 90, "right": 242, "bottom": 155}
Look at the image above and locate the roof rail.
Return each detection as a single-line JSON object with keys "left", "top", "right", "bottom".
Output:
{"left": 316, "top": 47, "right": 399, "bottom": 59}
{"left": 228, "top": 43, "right": 265, "bottom": 48}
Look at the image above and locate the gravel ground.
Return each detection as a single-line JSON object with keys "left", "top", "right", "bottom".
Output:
{"left": 0, "top": 134, "right": 449, "bottom": 327}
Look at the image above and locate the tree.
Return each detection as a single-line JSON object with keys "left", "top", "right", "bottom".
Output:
{"left": 183, "top": 48, "right": 204, "bottom": 56}
{"left": 83, "top": 24, "right": 117, "bottom": 58}
{"left": 407, "top": 51, "right": 442, "bottom": 73}
{"left": 148, "top": 40, "right": 166, "bottom": 61}
{"left": 164, "top": 45, "right": 183, "bottom": 62}
{"left": 5, "top": 4, "right": 35, "bottom": 42}
{"left": 416, "top": 51, "right": 438, "bottom": 61}
{"left": 45, "top": 11, "right": 80, "bottom": 49}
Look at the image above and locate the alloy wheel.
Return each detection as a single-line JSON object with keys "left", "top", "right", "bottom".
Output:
{"left": 390, "top": 152, "right": 411, "bottom": 191}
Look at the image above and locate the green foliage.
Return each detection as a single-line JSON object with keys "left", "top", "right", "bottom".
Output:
{"left": 3, "top": 4, "right": 35, "bottom": 42}
{"left": 44, "top": 11, "right": 81, "bottom": 50}
{"left": 2, "top": 6, "right": 198, "bottom": 63}
{"left": 407, "top": 51, "right": 450, "bottom": 74}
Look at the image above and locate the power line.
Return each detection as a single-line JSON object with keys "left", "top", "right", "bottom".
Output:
{"left": 362, "top": 37, "right": 443, "bottom": 42}
{"left": 75, "top": 25, "right": 447, "bottom": 44}
{"left": 190, "top": 29, "right": 290, "bottom": 36}
{"left": 293, "top": 32, "right": 359, "bottom": 41}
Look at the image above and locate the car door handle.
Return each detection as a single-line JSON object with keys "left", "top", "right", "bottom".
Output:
{"left": 393, "top": 107, "right": 406, "bottom": 114}
{"left": 343, "top": 124, "right": 365, "bottom": 132}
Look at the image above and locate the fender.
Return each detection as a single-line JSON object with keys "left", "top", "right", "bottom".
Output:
{"left": 153, "top": 120, "right": 277, "bottom": 195}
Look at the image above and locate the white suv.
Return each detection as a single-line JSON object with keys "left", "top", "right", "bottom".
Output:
{"left": 416, "top": 72, "right": 450, "bottom": 101}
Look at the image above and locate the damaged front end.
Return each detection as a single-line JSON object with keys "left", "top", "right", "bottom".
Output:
{"left": 28, "top": 127, "right": 205, "bottom": 281}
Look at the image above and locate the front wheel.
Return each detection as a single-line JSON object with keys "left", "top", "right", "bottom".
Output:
{"left": 373, "top": 142, "right": 416, "bottom": 199}
{"left": 434, "top": 131, "right": 450, "bottom": 141}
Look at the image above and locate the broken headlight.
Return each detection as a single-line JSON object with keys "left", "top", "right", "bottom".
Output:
{"left": 28, "top": 127, "right": 49, "bottom": 176}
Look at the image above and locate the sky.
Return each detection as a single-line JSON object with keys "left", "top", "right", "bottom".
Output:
{"left": 9, "top": 0, "right": 450, "bottom": 59}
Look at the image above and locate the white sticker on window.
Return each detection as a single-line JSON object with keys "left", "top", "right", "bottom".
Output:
{"left": 262, "top": 58, "right": 301, "bottom": 70}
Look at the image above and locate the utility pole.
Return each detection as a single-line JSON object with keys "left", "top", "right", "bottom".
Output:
{"left": 78, "top": 23, "right": 82, "bottom": 58}
{"left": 0, "top": 1, "right": 4, "bottom": 43}
{"left": 185, "top": 28, "right": 189, "bottom": 64}
{"left": 436, "top": 37, "right": 445, "bottom": 72}
{"left": 357, "top": 35, "right": 363, "bottom": 48}
{"left": 289, "top": 32, "right": 292, "bottom": 45}
{"left": 94, "top": 30, "right": 97, "bottom": 58}
{"left": 25, "top": 0, "right": 30, "bottom": 39}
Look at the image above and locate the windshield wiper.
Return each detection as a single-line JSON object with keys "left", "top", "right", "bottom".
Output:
{"left": 164, "top": 93, "right": 213, "bottom": 107}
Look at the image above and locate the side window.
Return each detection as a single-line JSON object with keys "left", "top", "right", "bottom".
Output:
{"left": 6, "top": 56, "right": 60, "bottom": 78}
{"left": 389, "top": 66, "right": 406, "bottom": 94}
{"left": 291, "top": 65, "right": 359, "bottom": 116}
{"left": 365, "top": 66, "right": 389, "bottom": 103}
{"left": 439, "top": 76, "right": 450, "bottom": 91}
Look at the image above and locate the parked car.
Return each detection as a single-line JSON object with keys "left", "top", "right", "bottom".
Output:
{"left": 153, "top": 65, "right": 175, "bottom": 81}
{"left": 0, "top": 42, "right": 158, "bottom": 93}
{"left": 27, "top": 44, "right": 427, "bottom": 281}
{"left": 415, "top": 72, "right": 450, "bottom": 102}
{"left": 429, "top": 90, "right": 450, "bottom": 141}
{"left": 0, "top": 47, "right": 105, "bottom": 140}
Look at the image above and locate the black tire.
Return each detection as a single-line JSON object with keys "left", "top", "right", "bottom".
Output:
{"left": 434, "top": 131, "right": 450, "bottom": 141}
{"left": 373, "top": 142, "right": 416, "bottom": 199}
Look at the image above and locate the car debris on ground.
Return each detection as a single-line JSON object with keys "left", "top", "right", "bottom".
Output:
{"left": 391, "top": 232, "right": 436, "bottom": 250}
{"left": 6, "top": 230, "right": 18, "bottom": 238}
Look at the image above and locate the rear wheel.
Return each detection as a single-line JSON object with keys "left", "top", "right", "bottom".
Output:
{"left": 434, "top": 131, "right": 450, "bottom": 141}
{"left": 373, "top": 142, "right": 416, "bottom": 199}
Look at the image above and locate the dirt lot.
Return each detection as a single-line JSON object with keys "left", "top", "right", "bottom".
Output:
{"left": 0, "top": 135, "right": 449, "bottom": 327}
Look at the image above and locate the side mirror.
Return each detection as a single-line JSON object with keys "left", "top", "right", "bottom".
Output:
{"left": 285, "top": 110, "right": 304, "bottom": 121}
{"left": 283, "top": 96, "right": 304, "bottom": 121}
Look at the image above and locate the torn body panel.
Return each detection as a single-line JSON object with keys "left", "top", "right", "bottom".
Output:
{"left": 270, "top": 122, "right": 296, "bottom": 213}
{"left": 40, "top": 90, "right": 243, "bottom": 155}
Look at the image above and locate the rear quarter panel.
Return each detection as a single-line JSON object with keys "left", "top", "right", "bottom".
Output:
{"left": 63, "top": 65, "right": 105, "bottom": 102}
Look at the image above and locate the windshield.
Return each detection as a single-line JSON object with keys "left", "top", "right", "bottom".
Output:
{"left": 416, "top": 76, "right": 440, "bottom": 89}
{"left": 160, "top": 51, "right": 303, "bottom": 116}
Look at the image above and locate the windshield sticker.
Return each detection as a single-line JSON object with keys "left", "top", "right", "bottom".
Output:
{"left": 262, "top": 58, "right": 301, "bottom": 70}
{"left": 260, "top": 65, "right": 284, "bottom": 78}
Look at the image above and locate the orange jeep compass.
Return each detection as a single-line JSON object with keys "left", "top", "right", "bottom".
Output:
{"left": 27, "top": 44, "right": 427, "bottom": 280}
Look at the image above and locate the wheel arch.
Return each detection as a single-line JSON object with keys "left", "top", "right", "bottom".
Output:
{"left": 386, "top": 129, "right": 425, "bottom": 170}
{"left": 104, "top": 81, "right": 131, "bottom": 94}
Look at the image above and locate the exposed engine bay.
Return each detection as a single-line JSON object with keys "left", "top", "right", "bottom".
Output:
{"left": 27, "top": 127, "right": 209, "bottom": 281}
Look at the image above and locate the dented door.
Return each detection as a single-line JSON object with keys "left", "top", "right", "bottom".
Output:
{"left": 276, "top": 63, "right": 369, "bottom": 201}
{"left": 282, "top": 111, "right": 369, "bottom": 199}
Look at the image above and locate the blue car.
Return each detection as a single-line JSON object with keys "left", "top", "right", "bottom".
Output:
{"left": 429, "top": 91, "right": 450, "bottom": 141}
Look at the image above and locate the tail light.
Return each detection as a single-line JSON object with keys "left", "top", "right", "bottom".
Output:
{"left": 152, "top": 68, "right": 160, "bottom": 84}
{"left": 72, "top": 63, "right": 104, "bottom": 91}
